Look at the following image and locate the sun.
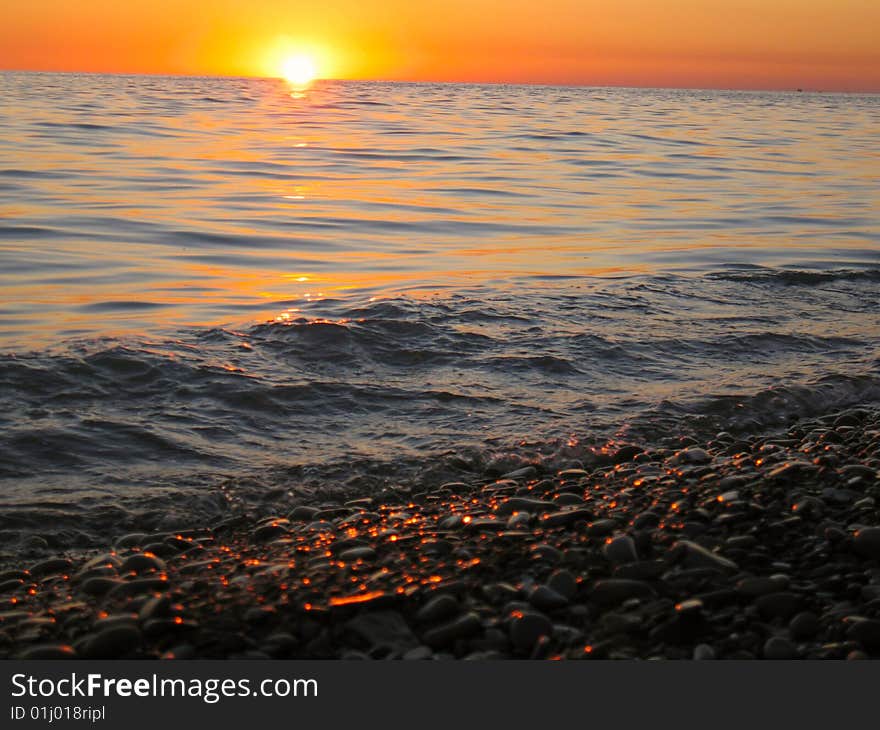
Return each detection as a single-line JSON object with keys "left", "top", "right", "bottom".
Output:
{"left": 281, "top": 55, "right": 317, "bottom": 85}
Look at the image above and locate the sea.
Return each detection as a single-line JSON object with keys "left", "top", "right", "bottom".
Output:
{"left": 1, "top": 72, "right": 878, "bottom": 552}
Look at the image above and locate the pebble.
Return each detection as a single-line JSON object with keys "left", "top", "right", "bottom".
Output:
{"left": 289, "top": 505, "right": 320, "bottom": 521}
{"left": 692, "top": 644, "right": 716, "bottom": 660}
{"left": 509, "top": 611, "right": 552, "bottom": 652}
{"left": 116, "top": 533, "right": 150, "bottom": 549}
{"left": 530, "top": 544, "right": 564, "bottom": 564}
{"left": 346, "top": 611, "right": 419, "bottom": 652}
{"left": 29, "top": 558, "right": 72, "bottom": 578}
{"left": 107, "top": 577, "right": 169, "bottom": 599}
{"left": 614, "top": 445, "right": 643, "bottom": 463}
{"left": 546, "top": 570, "right": 577, "bottom": 600}
{"left": 672, "top": 447, "right": 712, "bottom": 465}
{"left": 755, "top": 592, "right": 802, "bottom": 621}
{"left": 846, "top": 619, "right": 880, "bottom": 650}
{"left": 763, "top": 636, "right": 798, "bottom": 660}
{"left": 82, "top": 625, "right": 142, "bottom": 659}
{"left": 671, "top": 540, "right": 739, "bottom": 573}
{"left": 788, "top": 612, "right": 819, "bottom": 639}
{"left": 587, "top": 519, "right": 618, "bottom": 537}
{"left": 252, "top": 523, "right": 289, "bottom": 542}
{"left": 528, "top": 585, "right": 569, "bottom": 611}
{"left": 736, "top": 575, "right": 789, "bottom": 597}
{"left": 402, "top": 646, "right": 434, "bottom": 660}
{"left": 590, "top": 579, "right": 654, "bottom": 606}
{"left": 422, "top": 612, "right": 482, "bottom": 649}
{"left": 416, "top": 594, "right": 459, "bottom": 624}
{"left": 603, "top": 535, "right": 639, "bottom": 564}
{"left": 541, "top": 509, "right": 591, "bottom": 528}
{"left": 15, "top": 644, "right": 75, "bottom": 660}
{"left": 495, "top": 498, "right": 555, "bottom": 515}
{"left": 81, "top": 577, "right": 122, "bottom": 596}
{"left": 120, "top": 553, "right": 166, "bottom": 574}
{"left": 339, "top": 547, "right": 377, "bottom": 562}
{"left": 852, "top": 527, "right": 880, "bottom": 560}
{"left": 138, "top": 595, "right": 172, "bottom": 622}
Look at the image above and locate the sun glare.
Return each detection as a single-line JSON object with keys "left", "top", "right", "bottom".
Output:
{"left": 281, "top": 55, "right": 317, "bottom": 85}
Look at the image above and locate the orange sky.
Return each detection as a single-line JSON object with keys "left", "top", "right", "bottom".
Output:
{"left": 1, "top": 0, "right": 878, "bottom": 90}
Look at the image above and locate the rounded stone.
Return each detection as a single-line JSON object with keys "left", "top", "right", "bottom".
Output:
{"left": 755, "top": 592, "right": 802, "bottom": 621}
{"left": 29, "top": 558, "right": 73, "bottom": 578}
{"left": 763, "top": 636, "right": 798, "bottom": 660}
{"left": 846, "top": 619, "right": 880, "bottom": 650}
{"left": 83, "top": 626, "right": 142, "bottom": 659}
{"left": 547, "top": 569, "right": 577, "bottom": 600}
{"left": 416, "top": 594, "right": 459, "bottom": 624}
{"left": 788, "top": 612, "right": 819, "bottom": 639}
{"left": 603, "top": 535, "right": 638, "bottom": 565}
{"left": 852, "top": 527, "right": 880, "bottom": 560}
{"left": 422, "top": 612, "right": 482, "bottom": 649}
{"left": 339, "top": 547, "right": 376, "bottom": 562}
{"left": 590, "top": 579, "right": 654, "bottom": 606}
{"left": 528, "top": 585, "right": 569, "bottom": 611}
{"left": 509, "top": 611, "right": 552, "bottom": 653}
{"left": 120, "top": 553, "right": 166, "bottom": 575}
{"left": 16, "top": 644, "right": 77, "bottom": 660}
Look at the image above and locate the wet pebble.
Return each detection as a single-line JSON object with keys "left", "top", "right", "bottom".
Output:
{"left": 416, "top": 594, "right": 459, "bottom": 624}
{"left": 528, "top": 585, "right": 569, "bottom": 611}
{"left": 547, "top": 570, "right": 577, "bottom": 600}
{"left": 509, "top": 611, "right": 552, "bottom": 653}
{"left": 603, "top": 535, "right": 638, "bottom": 565}
{"left": 422, "top": 612, "right": 482, "bottom": 649}
{"left": 16, "top": 644, "right": 77, "bottom": 660}
{"left": 591, "top": 579, "right": 654, "bottom": 606}
{"left": 852, "top": 527, "right": 880, "bottom": 560}
{"left": 120, "top": 553, "right": 166, "bottom": 574}
{"left": 82, "top": 625, "right": 142, "bottom": 659}
{"left": 763, "top": 636, "right": 798, "bottom": 660}
{"left": 789, "top": 612, "right": 819, "bottom": 639}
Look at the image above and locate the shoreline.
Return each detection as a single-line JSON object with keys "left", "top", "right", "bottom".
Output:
{"left": 1, "top": 406, "right": 878, "bottom": 660}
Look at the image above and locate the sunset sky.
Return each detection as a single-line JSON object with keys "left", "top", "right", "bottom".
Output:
{"left": 2, "top": 0, "right": 878, "bottom": 91}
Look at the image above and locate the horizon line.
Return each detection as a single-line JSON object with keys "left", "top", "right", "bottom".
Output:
{"left": 2, "top": 67, "right": 879, "bottom": 95}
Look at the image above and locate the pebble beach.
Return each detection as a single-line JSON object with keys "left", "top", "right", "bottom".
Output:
{"left": 3, "top": 405, "right": 879, "bottom": 661}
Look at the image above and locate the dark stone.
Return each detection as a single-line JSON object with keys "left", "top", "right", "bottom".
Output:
{"left": 422, "top": 612, "right": 482, "bottom": 649}
{"left": 670, "top": 540, "right": 738, "bottom": 573}
{"left": 846, "top": 619, "right": 880, "bottom": 649}
{"left": 80, "top": 577, "right": 122, "bottom": 596}
{"left": 547, "top": 570, "right": 577, "bottom": 600}
{"left": 603, "top": 535, "right": 638, "bottom": 564}
{"left": 120, "top": 553, "right": 166, "bottom": 574}
{"left": 591, "top": 579, "right": 655, "bottom": 606}
{"left": 755, "top": 592, "right": 802, "bottom": 621}
{"left": 82, "top": 626, "right": 142, "bottom": 659}
{"left": 509, "top": 611, "right": 552, "bottom": 652}
{"left": 415, "top": 594, "right": 459, "bottom": 624}
{"left": 339, "top": 546, "right": 376, "bottom": 562}
{"left": 345, "top": 611, "right": 419, "bottom": 652}
{"left": 763, "top": 636, "right": 798, "bottom": 660}
{"left": 540, "top": 509, "right": 591, "bottom": 528}
{"left": 528, "top": 585, "right": 569, "bottom": 611}
{"left": 16, "top": 644, "right": 76, "bottom": 660}
{"left": 29, "top": 558, "right": 73, "bottom": 578}
{"left": 789, "top": 612, "right": 819, "bottom": 639}
{"left": 853, "top": 527, "right": 880, "bottom": 560}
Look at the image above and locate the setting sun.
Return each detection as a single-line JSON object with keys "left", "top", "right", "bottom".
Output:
{"left": 281, "top": 54, "right": 317, "bottom": 85}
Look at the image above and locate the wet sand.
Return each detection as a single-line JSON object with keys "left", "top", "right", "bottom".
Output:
{"left": 2, "top": 406, "right": 879, "bottom": 660}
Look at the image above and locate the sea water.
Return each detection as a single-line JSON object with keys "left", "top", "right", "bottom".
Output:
{"left": 0, "top": 73, "right": 877, "bottom": 547}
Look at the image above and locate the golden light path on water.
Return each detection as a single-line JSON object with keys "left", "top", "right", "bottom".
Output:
{"left": 0, "top": 73, "right": 877, "bottom": 346}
